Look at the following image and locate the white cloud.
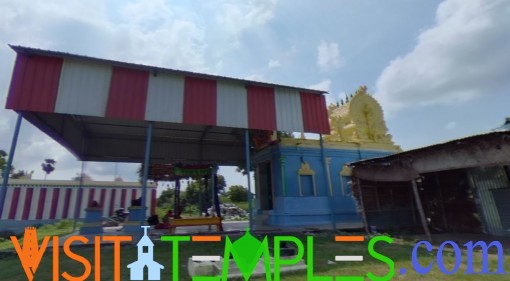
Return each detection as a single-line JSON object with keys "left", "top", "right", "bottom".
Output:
{"left": 0, "top": 0, "right": 210, "bottom": 181}
{"left": 0, "top": 0, "right": 283, "bottom": 183}
{"left": 308, "top": 79, "right": 343, "bottom": 105}
{"left": 0, "top": 0, "right": 207, "bottom": 71}
{"left": 110, "top": 19, "right": 206, "bottom": 71}
{"left": 0, "top": 112, "right": 11, "bottom": 134}
{"left": 120, "top": 0, "right": 174, "bottom": 29}
{"left": 12, "top": 127, "right": 78, "bottom": 180}
{"left": 268, "top": 59, "right": 281, "bottom": 69}
{"left": 308, "top": 79, "right": 332, "bottom": 92}
{"left": 317, "top": 41, "right": 343, "bottom": 71}
{"left": 375, "top": 0, "right": 510, "bottom": 114}
{"left": 216, "top": 0, "right": 277, "bottom": 46}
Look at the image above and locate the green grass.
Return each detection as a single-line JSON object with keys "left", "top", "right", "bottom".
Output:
{"left": 0, "top": 220, "right": 80, "bottom": 251}
{"left": 235, "top": 201, "right": 249, "bottom": 212}
{"left": 0, "top": 232, "right": 508, "bottom": 280}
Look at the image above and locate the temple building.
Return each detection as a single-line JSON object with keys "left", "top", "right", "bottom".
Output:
{"left": 252, "top": 86, "right": 401, "bottom": 229}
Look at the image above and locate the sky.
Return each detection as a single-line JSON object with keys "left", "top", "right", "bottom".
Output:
{"left": 0, "top": 0, "right": 509, "bottom": 187}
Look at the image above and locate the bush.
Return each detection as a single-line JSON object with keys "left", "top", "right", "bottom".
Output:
{"left": 56, "top": 220, "right": 73, "bottom": 229}
{"left": 227, "top": 185, "right": 248, "bottom": 203}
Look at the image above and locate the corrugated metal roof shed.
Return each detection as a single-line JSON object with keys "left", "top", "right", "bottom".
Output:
{"left": 4, "top": 45, "right": 331, "bottom": 165}
{"left": 350, "top": 130, "right": 510, "bottom": 181}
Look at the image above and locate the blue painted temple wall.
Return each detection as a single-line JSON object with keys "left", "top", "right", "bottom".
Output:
{"left": 252, "top": 143, "right": 395, "bottom": 228}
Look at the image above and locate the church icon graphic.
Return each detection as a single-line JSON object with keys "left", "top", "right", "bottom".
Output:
{"left": 127, "top": 226, "right": 164, "bottom": 280}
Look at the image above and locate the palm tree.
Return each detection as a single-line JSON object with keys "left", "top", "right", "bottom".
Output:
{"left": 41, "top": 159, "right": 56, "bottom": 180}
{"left": 1, "top": 150, "right": 15, "bottom": 178}
{"left": 0, "top": 150, "right": 7, "bottom": 173}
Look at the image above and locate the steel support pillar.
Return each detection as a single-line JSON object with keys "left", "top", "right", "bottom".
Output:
{"left": 0, "top": 113, "right": 23, "bottom": 218}
{"left": 245, "top": 130, "right": 253, "bottom": 231}
{"left": 141, "top": 121, "right": 153, "bottom": 224}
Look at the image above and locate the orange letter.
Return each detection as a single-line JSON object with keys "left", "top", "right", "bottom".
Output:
{"left": 102, "top": 236, "right": 132, "bottom": 281}
{"left": 11, "top": 227, "right": 49, "bottom": 281}
{"left": 61, "top": 236, "right": 91, "bottom": 281}
{"left": 53, "top": 236, "right": 59, "bottom": 281}
{"left": 95, "top": 236, "right": 101, "bottom": 281}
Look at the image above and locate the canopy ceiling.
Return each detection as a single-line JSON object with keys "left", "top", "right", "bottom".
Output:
{"left": 5, "top": 46, "right": 331, "bottom": 165}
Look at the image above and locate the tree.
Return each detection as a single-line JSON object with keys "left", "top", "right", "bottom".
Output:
{"left": 182, "top": 181, "right": 202, "bottom": 207}
{"left": 72, "top": 173, "right": 93, "bottom": 181}
{"left": 137, "top": 164, "right": 145, "bottom": 183}
{"left": 0, "top": 150, "right": 6, "bottom": 173}
{"left": 180, "top": 175, "right": 227, "bottom": 213}
{"left": 227, "top": 185, "right": 249, "bottom": 202}
{"left": 157, "top": 187, "right": 175, "bottom": 208}
{"left": 41, "top": 159, "right": 56, "bottom": 180}
{"left": 0, "top": 150, "right": 14, "bottom": 177}
{"left": 11, "top": 170, "right": 33, "bottom": 179}
{"left": 213, "top": 174, "right": 227, "bottom": 190}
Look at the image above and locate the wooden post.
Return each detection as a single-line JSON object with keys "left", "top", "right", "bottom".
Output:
{"left": 355, "top": 177, "right": 370, "bottom": 234}
{"left": 434, "top": 172, "right": 449, "bottom": 229}
{"left": 411, "top": 179, "right": 431, "bottom": 240}
{"left": 409, "top": 187, "right": 417, "bottom": 224}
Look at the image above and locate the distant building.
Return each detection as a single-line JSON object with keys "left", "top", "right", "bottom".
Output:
{"left": 0, "top": 179, "right": 157, "bottom": 233}
{"left": 127, "top": 226, "right": 164, "bottom": 280}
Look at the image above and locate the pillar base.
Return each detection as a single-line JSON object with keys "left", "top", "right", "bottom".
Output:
{"left": 79, "top": 207, "right": 103, "bottom": 235}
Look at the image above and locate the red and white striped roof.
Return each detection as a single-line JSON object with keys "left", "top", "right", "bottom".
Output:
{"left": 6, "top": 46, "right": 330, "bottom": 134}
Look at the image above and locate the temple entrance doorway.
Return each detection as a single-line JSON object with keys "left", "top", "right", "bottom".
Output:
{"left": 258, "top": 161, "right": 274, "bottom": 211}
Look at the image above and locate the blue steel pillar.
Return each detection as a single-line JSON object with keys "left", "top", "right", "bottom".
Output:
{"left": 174, "top": 178, "right": 181, "bottom": 218}
{"left": 211, "top": 168, "right": 215, "bottom": 215}
{"left": 140, "top": 121, "right": 154, "bottom": 224}
{"left": 73, "top": 161, "right": 86, "bottom": 232}
{"left": 245, "top": 130, "right": 253, "bottom": 231}
{"left": 0, "top": 113, "right": 23, "bottom": 218}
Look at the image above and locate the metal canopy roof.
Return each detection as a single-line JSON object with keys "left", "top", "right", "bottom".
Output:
{"left": 349, "top": 131, "right": 510, "bottom": 181}
{"left": 5, "top": 46, "right": 331, "bottom": 165}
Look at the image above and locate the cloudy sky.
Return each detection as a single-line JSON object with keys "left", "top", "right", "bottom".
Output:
{"left": 0, "top": 0, "right": 509, "bottom": 186}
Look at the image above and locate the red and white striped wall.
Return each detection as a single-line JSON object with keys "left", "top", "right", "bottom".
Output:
{"left": 0, "top": 179, "right": 157, "bottom": 221}
{"left": 6, "top": 47, "right": 330, "bottom": 134}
